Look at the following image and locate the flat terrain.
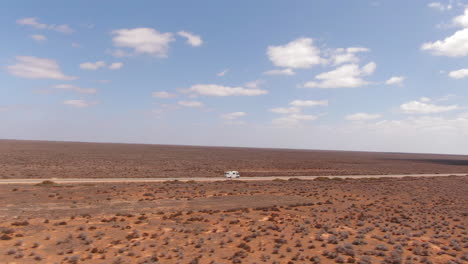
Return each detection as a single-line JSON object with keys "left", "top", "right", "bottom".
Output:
{"left": 0, "top": 176, "right": 466, "bottom": 263}
{"left": 1, "top": 173, "right": 468, "bottom": 185}
{"left": 1, "top": 140, "right": 468, "bottom": 179}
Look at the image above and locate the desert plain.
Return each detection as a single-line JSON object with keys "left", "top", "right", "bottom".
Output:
{"left": 0, "top": 140, "right": 467, "bottom": 264}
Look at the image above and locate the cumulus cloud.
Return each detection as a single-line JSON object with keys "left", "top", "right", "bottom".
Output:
{"left": 178, "top": 100, "right": 204, "bottom": 107}
{"left": 30, "top": 34, "right": 47, "bottom": 42}
{"left": 63, "top": 100, "right": 96, "bottom": 108}
{"left": 263, "top": 68, "right": 296, "bottom": 76}
{"left": 303, "top": 62, "right": 376, "bottom": 89}
{"left": 345, "top": 112, "right": 382, "bottom": 121}
{"left": 453, "top": 8, "right": 468, "bottom": 27}
{"left": 221, "top": 112, "right": 246, "bottom": 120}
{"left": 186, "top": 84, "right": 267, "bottom": 96}
{"left": 289, "top": 100, "right": 328, "bottom": 107}
{"left": 79, "top": 61, "right": 106, "bottom": 70}
{"left": 108, "top": 62, "right": 124, "bottom": 70}
{"left": 330, "top": 47, "right": 369, "bottom": 65}
{"left": 17, "top": 17, "right": 73, "bottom": 34}
{"left": 385, "top": 76, "right": 405, "bottom": 85}
{"left": 400, "top": 99, "right": 459, "bottom": 114}
{"left": 267, "top": 38, "right": 326, "bottom": 69}
{"left": 54, "top": 84, "right": 97, "bottom": 94}
{"left": 7, "top": 56, "right": 76, "bottom": 80}
{"left": 448, "top": 68, "right": 468, "bottom": 79}
{"left": 177, "top": 31, "right": 203, "bottom": 46}
{"left": 111, "top": 27, "right": 175, "bottom": 57}
{"left": 152, "top": 91, "right": 176, "bottom": 98}
{"left": 422, "top": 9, "right": 468, "bottom": 57}
{"left": 422, "top": 28, "right": 468, "bottom": 57}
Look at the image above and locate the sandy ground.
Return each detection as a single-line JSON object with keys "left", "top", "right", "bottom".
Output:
{"left": 0, "top": 176, "right": 466, "bottom": 263}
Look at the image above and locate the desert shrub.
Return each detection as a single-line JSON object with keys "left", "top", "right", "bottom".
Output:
{"left": 323, "top": 250, "right": 338, "bottom": 259}
{"left": 328, "top": 235, "right": 339, "bottom": 244}
{"left": 310, "top": 256, "right": 321, "bottom": 263}
{"left": 0, "top": 234, "right": 12, "bottom": 240}
{"left": 237, "top": 242, "right": 251, "bottom": 252}
{"left": 11, "top": 221, "right": 29, "bottom": 226}
{"left": 336, "top": 243, "right": 355, "bottom": 257}
{"left": 36, "top": 180, "right": 56, "bottom": 186}
{"left": 314, "top": 177, "right": 331, "bottom": 181}
{"left": 352, "top": 239, "right": 367, "bottom": 245}
{"left": 375, "top": 244, "right": 389, "bottom": 251}
{"left": 382, "top": 249, "right": 403, "bottom": 264}
{"left": 358, "top": 256, "right": 372, "bottom": 264}
{"left": 0, "top": 227, "right": 14, "bottom": 234}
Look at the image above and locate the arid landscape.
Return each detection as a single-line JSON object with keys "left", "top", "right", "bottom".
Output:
{"left": 1, "top": 140, "right": 468, "bottom": 179}
{"left": 0, "top": 140, "right": 467, "bottom": 263}
{"left": 1, "top": 176, "right": 467, "bottom": 263}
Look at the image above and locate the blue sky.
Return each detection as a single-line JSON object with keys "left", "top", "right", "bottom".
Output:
{"left": 1, "top": 0, "right": 468, "bottom": 154}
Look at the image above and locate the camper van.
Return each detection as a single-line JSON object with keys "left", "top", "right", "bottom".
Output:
{"left": 224, "top": 171, "right": 240, "bottom": 179}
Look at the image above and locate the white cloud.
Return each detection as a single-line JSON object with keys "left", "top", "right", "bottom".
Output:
{"left": 71, "top": 43, "right": 81, "bottom": 48}
{"left": 453, "top": 8, "right": 468, "bottom": 27}
{"left": 269, "top": 107, "right": 301, "bottom": 114}
{"left": 111, "top": 28, "right": 174, "bottom": 57}
{"left": 17, "top": 17, "right": 73, "bottom": 34}
{"left": 448, "top": 68, "right": 468, "bottom": 79}
{"left": 345, "top": 112, "right": 382, "bottom": 121}
{"left": 400, "top": 99, "right": 459, "bottom": 114}
{"left": 79, "top": 61, "right": 106, "bottom": 70}
{"left": 422, "top": 28, "right": 468, "bottom": 57}
{"left": 187, "top": 84, "right": 268, "bottom": 96}
{"left": 422, "top": 8, "right": 468, "bottom": 56}
{"left": 422, "top": 8, "right": 468, "bottom": 57}
{"left": 217, "top": 69, "right": 229, "bottom": 76}
{"left": 108, "top": 62, "right": 124, "bottom": 70}
{"left": 267, "top": 38, "right": 326, "bottom": 69}
{"left": 63, "top": 100, "right": 96, "bottom": 108}
{"left": 7, "top": 56, "right": 76, "bottom": 80}
{"left": 330, "top": 47, "right": 369, "bottom": 65}
{"left": 221, "top": 112, "right": 246, "bottom": 120}
{"left": 263, "top": 68, "right": 296, "bottom": 76}
{"left": 177, "top": 31, "right": 203, "bottom": 47}
{"left": 428, "top": 2, "right": 452, "bottom": 11}
{"left": 385, "top": 76, "right": 405, "bottom": 85}
{"left": 178, "top": 100, "right": 204, "bottom": 107}
{"left": 152, "top": 91, "right": 176, "bottom": 98}
{"left": 304, "top": 62, "right": 376, "bottom": 89}
{"left": 244, "top": 80, "right": 264, "bottom": 89}
{"left": 54, "top": 84, "right": 97, "bottom": 94}
{"left": 272, "top": 114, "right": 318, "bottom": 127}
{"left": 30, "top": 34, "right": 47, "bottom": 42}
{"left": 289, "top": 100, "right": 328, "bottom": 107}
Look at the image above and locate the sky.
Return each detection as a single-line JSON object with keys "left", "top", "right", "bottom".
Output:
{"left": 1, "top": 0, "right": 468, "bottom": 155}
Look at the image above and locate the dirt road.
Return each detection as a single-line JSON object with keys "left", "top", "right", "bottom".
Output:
{"left": 0, "top": 173, "right": 466, "bottom": 184}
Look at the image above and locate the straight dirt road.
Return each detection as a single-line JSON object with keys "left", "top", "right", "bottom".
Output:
{"left": 0, "top": 173, "right": 466, "bottom": 184}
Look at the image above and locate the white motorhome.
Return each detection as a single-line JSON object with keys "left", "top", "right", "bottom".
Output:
{"left": 224, "top": 171, "right": 240, "bottom": 179}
